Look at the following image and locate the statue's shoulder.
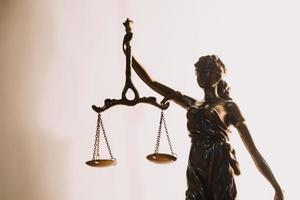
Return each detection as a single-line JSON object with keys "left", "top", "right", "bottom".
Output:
{"left": 224, "top": 100, "right": 239, "bottom": 110}
{"left": 224, "top": 100, "right": 245, "bottom": 126}
{"left": 194, "top": 100, "right": 205, "bottom": 107}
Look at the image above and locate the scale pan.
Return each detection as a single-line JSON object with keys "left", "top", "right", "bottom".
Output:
{"left": 86, "top": 159, "right": 117, "bottom": 167}
{"left": 146, "top": 153, "right": 177, "bottom": 164}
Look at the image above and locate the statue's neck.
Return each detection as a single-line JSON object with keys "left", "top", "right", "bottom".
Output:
{"left": 204, "top": 86, "right": 219, "bottom": 102}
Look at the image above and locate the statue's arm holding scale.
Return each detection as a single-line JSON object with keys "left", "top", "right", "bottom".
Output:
{"left": 132, "top": 56, "right": 195, "bottom": 109}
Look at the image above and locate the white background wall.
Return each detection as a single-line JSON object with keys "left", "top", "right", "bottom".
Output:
{"left": 0, "top": 0, "right": 299, "bottom": 199}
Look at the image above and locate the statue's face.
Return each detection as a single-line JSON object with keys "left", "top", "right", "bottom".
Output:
{"left": 195, "top": 63, "right": 224, "bottom": 88}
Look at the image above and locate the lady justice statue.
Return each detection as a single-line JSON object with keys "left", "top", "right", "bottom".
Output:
{"left": 90, "top": 19, "right": 284, "bottom": 200}
{"left": 132, "top": 54, "right": 284, "bottom": 199}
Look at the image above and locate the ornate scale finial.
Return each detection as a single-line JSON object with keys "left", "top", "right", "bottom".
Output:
{"left": 123, "top": 18, "right": 133, "bottom": 33}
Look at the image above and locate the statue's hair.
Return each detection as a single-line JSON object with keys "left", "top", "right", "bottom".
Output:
{"left": 195, "top": 55, "right": 232, "bottom": 100}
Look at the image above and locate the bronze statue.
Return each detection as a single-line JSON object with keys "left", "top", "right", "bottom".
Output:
{"left": 132, "top": 55, "right": 284, "bottom": 200}
{"left": 88, "top": 19, "right": 284, "bottom": 199}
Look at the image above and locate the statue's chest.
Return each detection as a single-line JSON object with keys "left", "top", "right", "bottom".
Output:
{"left": 186, "top": 104, "right": 229, "bottom": 131}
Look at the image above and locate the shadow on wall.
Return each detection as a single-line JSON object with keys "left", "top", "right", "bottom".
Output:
{"left": 0, "top": 1, "right": 68, "bottom": 200}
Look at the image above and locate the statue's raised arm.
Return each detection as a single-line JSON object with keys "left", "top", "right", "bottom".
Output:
{"left": 132, "top": 56, "right": 196, "bottom": 110}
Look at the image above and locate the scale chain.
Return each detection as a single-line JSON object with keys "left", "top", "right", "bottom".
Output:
{"left": 154, "top": 110, "right": 163, "bottom": 154}
{"left": 154, "top": 110, "right": 175, "bottom": 156}
{"left": 92, "top": 113, "right": 101, "bottom": 160}
{"left": 99, "top": 113, "right": 115, "bottom": 160}
{"left": 161, "top": 111, "right": 175, "bottom": 156}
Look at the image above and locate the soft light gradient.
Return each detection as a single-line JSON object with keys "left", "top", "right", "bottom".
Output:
{"left": 0, "top": 0, "right": 299, "bottom": 199}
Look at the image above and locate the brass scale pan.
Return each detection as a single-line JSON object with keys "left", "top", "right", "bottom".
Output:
{"left": 86, "top": 159, "right": 117, "bottom": 167}
{"left": 146, "top": 153, "right": 177, "bottom": 164}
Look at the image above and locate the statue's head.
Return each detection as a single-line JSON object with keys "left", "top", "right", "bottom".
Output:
{"left": 195, "top": 55, "right": 225, "bottom": 88}
{"left": 195, "top": 55, "right": 231, "bottom": 100}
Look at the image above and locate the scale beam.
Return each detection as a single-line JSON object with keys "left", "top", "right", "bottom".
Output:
{"left": 92, "top": 18, "right": 169, "bottom": 113}
{"left": 92, "top": 96, "right": 169, "bottom": 113}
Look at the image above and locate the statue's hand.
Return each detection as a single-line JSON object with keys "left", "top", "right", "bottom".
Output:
{"left": 274, "top": 189, "right": 284, "bottom": 200}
